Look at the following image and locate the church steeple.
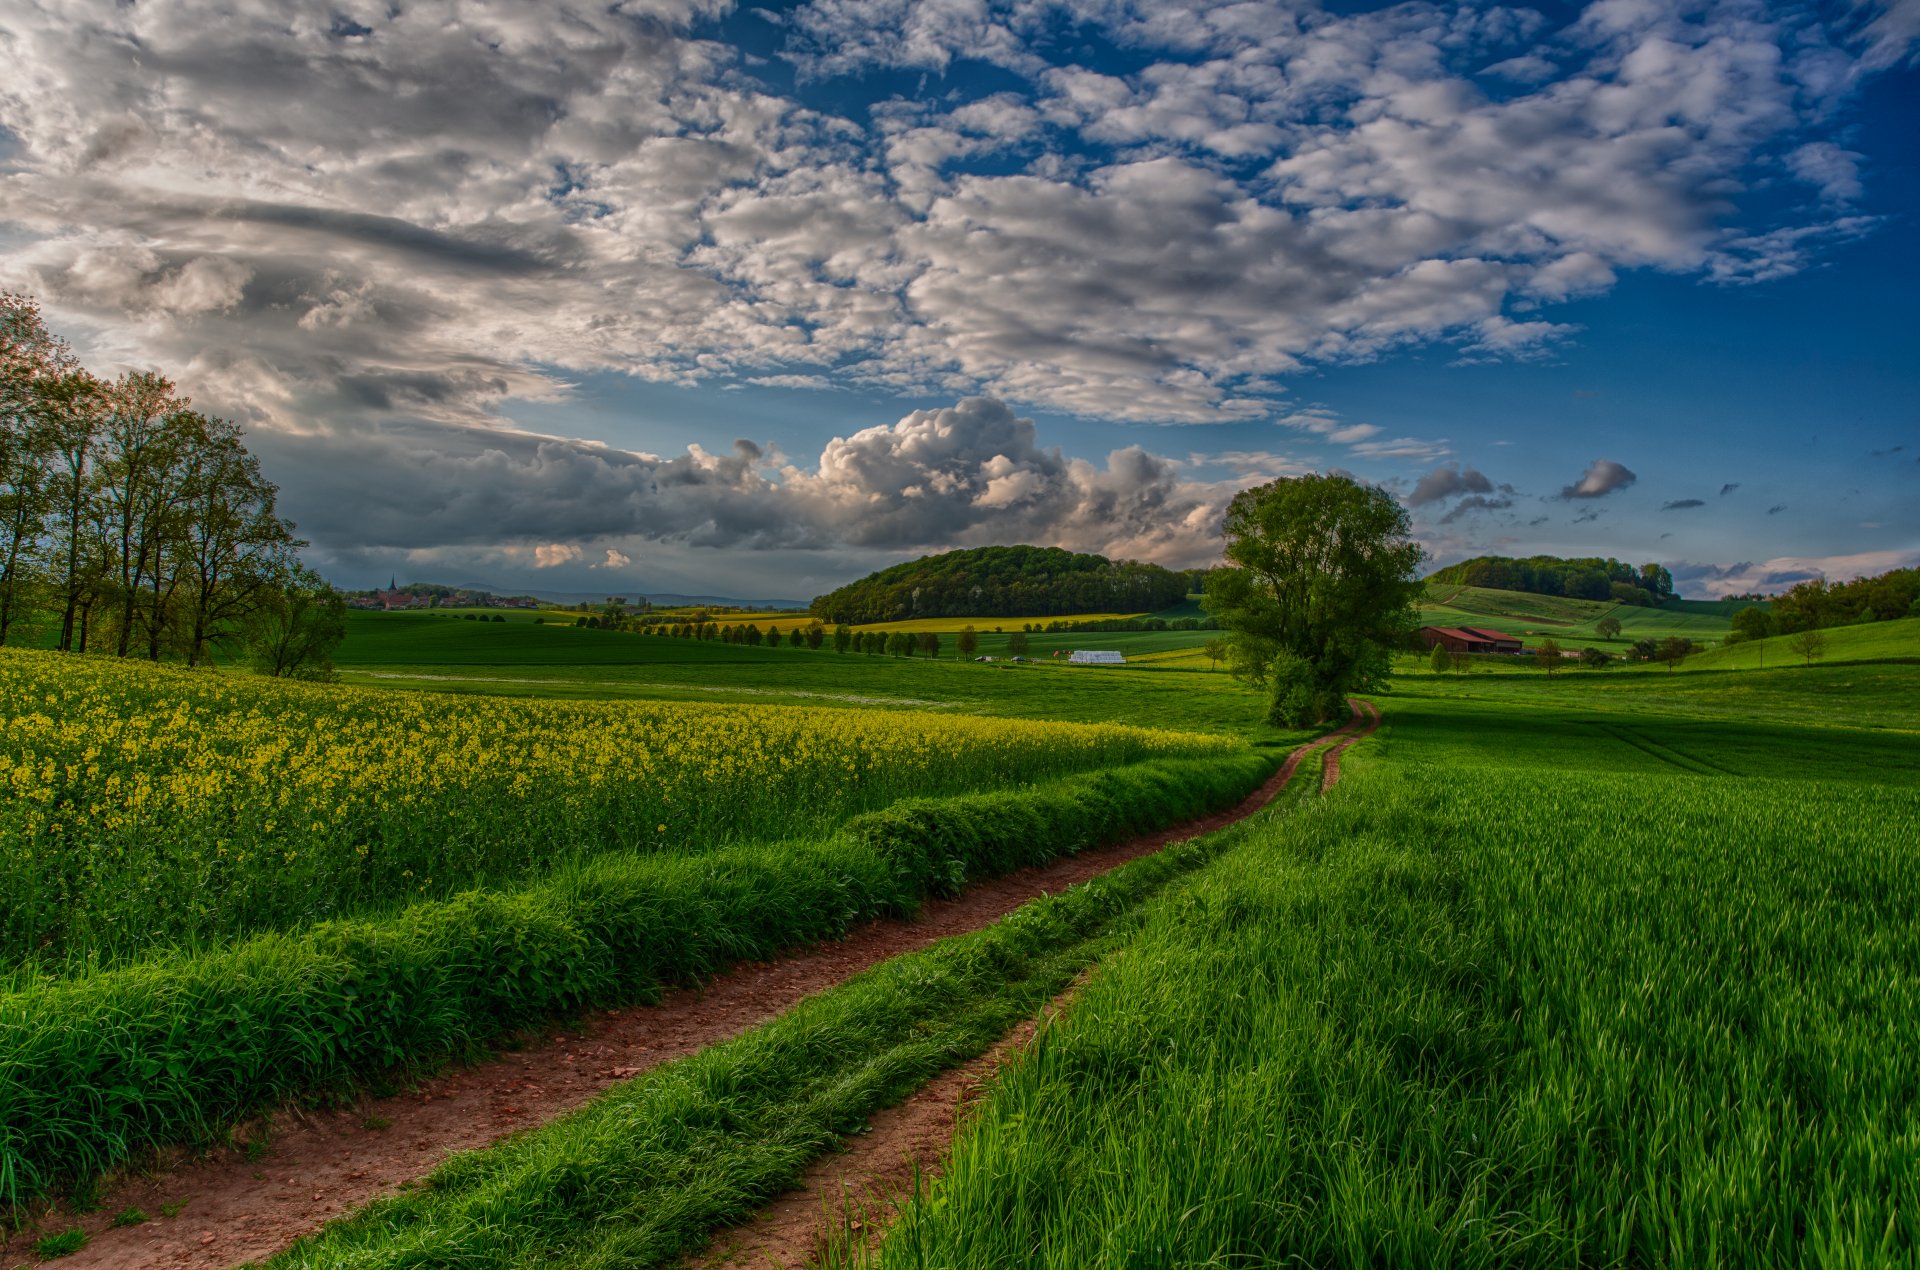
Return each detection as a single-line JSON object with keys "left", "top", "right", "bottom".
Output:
{"left": 389, "top": 574, "right": 397, "bottom": 591}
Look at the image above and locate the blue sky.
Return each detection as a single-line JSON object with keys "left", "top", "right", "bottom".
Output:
{"left": 1, "top": 0, "right": 1915, "bottom": 601}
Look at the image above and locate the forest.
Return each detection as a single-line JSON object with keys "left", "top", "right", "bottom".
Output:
{"left": 809, "top": 544, "right": 1196, "bottom": 624}
{"left": 1428, "top": 554, "right": 1676, "bottom": 605}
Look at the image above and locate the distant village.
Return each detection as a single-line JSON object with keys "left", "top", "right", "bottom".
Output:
{"left": 346, "top": 581, "right": 547, "bottom": 612}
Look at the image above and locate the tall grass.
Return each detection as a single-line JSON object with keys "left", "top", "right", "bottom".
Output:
{"left": 266, "top": 782, "right": 1300, "bottom": 1269}
{"left": 0, "top": 648, "right": 1235, "bottom": 965}
{"left": 860, "top": 757, "right": 1920, "bottom": 1266}
{"left": 0, "top": 752, "right": 1274, "bottom": 1207}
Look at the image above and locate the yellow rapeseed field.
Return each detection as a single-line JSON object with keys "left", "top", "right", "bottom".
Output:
{"left": 1, "top": 648, "right": 1233, "bottom": 964}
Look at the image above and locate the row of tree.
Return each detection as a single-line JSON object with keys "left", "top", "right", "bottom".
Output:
{"left": 0, "top": 293, "right": 341, "bottom": 674}
{"left": 809, "top": 545, "right": 1196, "bottom": 625}
{"left": 1732, "top": 568, "right": 1919, "bottom": 640}
{"left": 631, "top": 616, "right": 1028, "bottom": 659}
{"left": 1429, "top": 554, "right": 1675, "bottom": 605}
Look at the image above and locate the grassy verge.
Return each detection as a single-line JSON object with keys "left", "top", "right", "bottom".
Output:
{"left": 0, "top": 752, "right": 1273, "bottom": 1208}
{"left": 854, "top": 721, "right": 1920, "bottom": 1265}
{"left": 267, "top": 758, "right": 1315, "bottom": 1269}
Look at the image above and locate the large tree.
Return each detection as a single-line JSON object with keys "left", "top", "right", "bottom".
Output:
{"left": 0, "top": 293, "right": 71, "bottom": 645}
{"left": 1204, "top": 474, "right": 1422, "bottom": 726}
{"left": 246, "top": 562, "right": 347, "bottom": 678}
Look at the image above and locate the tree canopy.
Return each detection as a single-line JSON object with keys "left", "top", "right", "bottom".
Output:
{"left": 809, "top": 545, "right": 1194, "bottom": 625}
{"left": 1204, "top": 474, "right": 1422, "bottom": 725}
{"left": 2, "top": 291, "right": 337, "bottom": 671}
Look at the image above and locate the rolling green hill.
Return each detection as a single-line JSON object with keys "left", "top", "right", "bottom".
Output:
{"left": 1418, "top": 584, "right": 1735, "bottom": 649}
{"left": 1685, "top": 615, "right": 1920, "bottom": 671}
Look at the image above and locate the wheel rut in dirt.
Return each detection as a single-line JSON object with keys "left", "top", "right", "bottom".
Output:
{"left": 21, "top": 708, "right": 1370, "bottom": 1270}
{"left": 687, "top": 698, "right": 1381, "bottom": 1270}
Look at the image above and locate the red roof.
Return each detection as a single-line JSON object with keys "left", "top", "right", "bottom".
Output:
{"left": 1458, "top": 626, "right": 1522, "bottom": 643}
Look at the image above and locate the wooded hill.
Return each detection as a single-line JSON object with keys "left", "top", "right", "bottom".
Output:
{"left": 809, "top": 545, "right": 1195, "bottom": 625}
{"left": 1428, "top": 554, "right": 1675, "bottom": 606}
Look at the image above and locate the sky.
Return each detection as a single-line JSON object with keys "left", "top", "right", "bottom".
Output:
{"left": 1, "top": 0, "right": 1915, "bottom": 603}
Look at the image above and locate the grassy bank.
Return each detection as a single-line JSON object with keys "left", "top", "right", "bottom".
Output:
{"left": 0, "top": 752, "right": 1273, "bottom": 1208}
{"left": 857, "top": 695, "right": 1920, "bottom": 1265}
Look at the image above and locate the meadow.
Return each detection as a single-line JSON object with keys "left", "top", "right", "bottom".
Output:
{"left": 851, "top": 664, "right": 1920, "bottom": 1266}
{"left": 1420, "top": 584, "right": 1743, "bottom": 649}
{"left": 143, "top": 646, "right": 1911, "bottom": 1269}
{"left": 331, "top": 611, "right": 1270, "bottom": 736}
{"left": 11, "top": 594, "right": 1917, "bottom": 1261}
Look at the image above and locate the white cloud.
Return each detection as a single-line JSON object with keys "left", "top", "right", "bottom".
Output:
{"left": 1671, "top": 547, "right": 1920, "bottom": 597}
{"left": 534, "top": 543, "right": 583, "bottom": 568}
{"left": 1560, "top": 458, "right": 1638, "bottom": 499}
{"left": 599, "top": 548, "right": 633, "bottom": 568}
{"left": 0, "top": 0, "right": 1898, "bottom": 444}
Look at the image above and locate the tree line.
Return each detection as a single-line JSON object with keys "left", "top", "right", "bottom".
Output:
{"left": 0, "top": 293, "right": 341, "bottom": 674}
{"left": 600, "top": 616, "right": 1046, "bottom": 660}
{"left": 809, "top": 544, "right": 1196, "bottom": 625}
{"left": 1728, "top": 567, "right": 1918, "bottom": 643}
{"left": 1429, "top": 554, "right": 1675, "bottom": 606}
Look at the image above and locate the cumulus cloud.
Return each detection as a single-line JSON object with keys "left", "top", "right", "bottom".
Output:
{"left": 1670, "top": 548, "right": 1920, "bottom": 597}
{"left": 260, "top": 396, "right": 1243, "bottom": 570}
{"left": 1409, "top": 463, "right": 1494, "bottom": 507}
{"left": 0, "top": 0, "right": 1905, "bottom": 439}
{"left": 599, "top": 549, "right": 633, "bottom": 569}
{"left": 1662, "top": 498, "right": 1706, "bottom": 510}
{"left": 1560, "top": 459, "right": 1638, "bottom": 500}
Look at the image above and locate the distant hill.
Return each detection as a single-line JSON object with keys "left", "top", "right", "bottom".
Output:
{"left": 809, "top": 545, "right": 1195, "bottom": 625}
{"left": 1685, "top": 615, "right": 1920, "bottom": 671}
{"left": 1428, "top": 554, "right": 1675, "bottom": 606}
{"left": 1420, "top": 583, "right": 1734, "bottom": 649}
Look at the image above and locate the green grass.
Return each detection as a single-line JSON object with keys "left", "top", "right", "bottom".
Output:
{"left": 0, "top": 753, "right": 1274, "bottom": 1208}
{"left": 1398, "top": 651, "right": 1920, "bottom": 735}
{"left": 1685, "top": 615, "right": 1920, "bottom": 671}
{"left": 854, "top": 680, "right": 1920, "bottom": 1265}
{"left": 1418, "top": 584, "right": 1738, "bottom": 650}
{"left": 34, "top": 1228, "right": 88, "bottom": 1258}
{"left": 333, "top": 612, "right": 1275, "bottom": 738}
{"left": 264, "top": 747, "right": 1326, "bottom": 1269}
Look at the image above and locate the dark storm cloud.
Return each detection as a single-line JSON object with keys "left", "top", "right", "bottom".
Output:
{"left": 1408, "top": 463, "right": 1494, "bottom": 507}
{"left": 1438, "top": 495, "right": 1515, "bottom": 524}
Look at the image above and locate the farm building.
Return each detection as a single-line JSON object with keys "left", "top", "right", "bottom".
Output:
{"left": 1420, "top": 626, "right": 1524, "bottom": 655}
{"left": 1067, "top": 650, "right": 1126, "bottom": 665}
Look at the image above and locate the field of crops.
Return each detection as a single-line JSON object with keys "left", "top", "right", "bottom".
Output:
{"left": 0, "top": 646, "right": 1277, "bottom": 1212}
{"left": 0, "top": 648, "right": 1237, "bottom": 967}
